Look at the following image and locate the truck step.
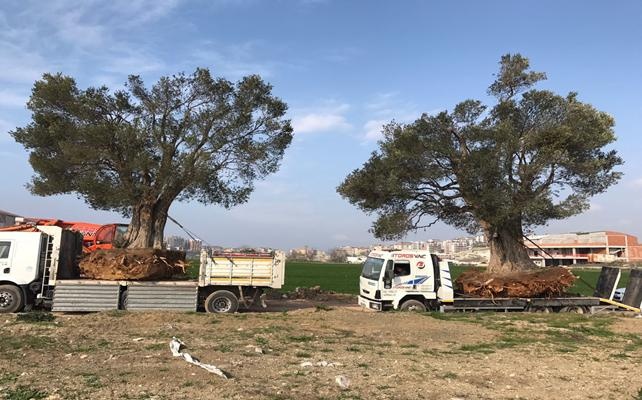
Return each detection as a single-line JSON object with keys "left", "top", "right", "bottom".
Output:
{"left": 53, "top": 282, "right": 120, "bottom": 312}
{"left": 124, "top": 285, "right": 197, "bottom": 311}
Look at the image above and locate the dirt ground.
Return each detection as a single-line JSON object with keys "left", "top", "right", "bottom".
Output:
{"left": 1, "top": 297, "right": 641, "bottom": 400}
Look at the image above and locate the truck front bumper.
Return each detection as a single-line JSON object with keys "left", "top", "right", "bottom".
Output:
{"left": 358, "top": 296, "right": 383, "bottom": 311}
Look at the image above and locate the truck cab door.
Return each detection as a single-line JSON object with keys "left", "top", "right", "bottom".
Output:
{"left": 0, "top": 240, "right": 13, "bottom": 275}
{"left": 436, "top": 260, "right": 454, "bottom": 302}
{"left": 392, "top": 261, "right": 412, "bottom": 288}
{"left": 382, "top": 260, "right": 394, "bottom": 289}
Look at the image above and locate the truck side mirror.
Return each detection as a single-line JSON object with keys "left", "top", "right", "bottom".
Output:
{"left": 383, "top": 260, "right": 394, "bottom": 289}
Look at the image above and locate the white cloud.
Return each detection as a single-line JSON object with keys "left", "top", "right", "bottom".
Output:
{"left": 361, "top": 92, "right": 422, "bottom": 141}
{"left": 101, "top": 49, "right": 166, "bottom": 76}
{"left": 188, "top": 39, "right": 303, "bottom": 80}
{"left": 0, "top": 44, "right": 49, "bottom": 84}
{"left": 291, "top": 103, "right": 351, "bottom": 134}
{"left": 366, "top": 92, "right": 399, "bottom": 113}
{"left": 0, "top": 0, "right": 178, "bottom": 88}
{"left": 363, "top": 119, "right": 388, "bottom": 142}
{"left": 293, "top": 113, "right": 351, "bottom": 134}
{"left": 191, "top": 45, "right": 275, "bottom": 79}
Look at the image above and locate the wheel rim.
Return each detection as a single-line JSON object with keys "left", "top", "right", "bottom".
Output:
{"left": 405, "top": 303, "right": 424, "bottom": 312}
{"left": 212, "top": 297, "right": 232, "bottom": 313}
{"left": 563, "top": 306, "right": 585, "bottom": 314}
{"left": 0, "top": 291, "right": 14, "bottom": 309}
{"left": 532, "top": 307, "right": 552, "bottom": 313}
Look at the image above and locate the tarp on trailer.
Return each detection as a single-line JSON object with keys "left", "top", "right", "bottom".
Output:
{"left": 593, "top": 266, "right": 621, "bottom": 300}
{"left": 622, "top": 268, "right": 642, "bottom": 309}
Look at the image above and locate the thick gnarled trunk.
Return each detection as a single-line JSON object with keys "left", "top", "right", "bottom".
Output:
{"left": 482, "top": 218, "right": 535, "bottom": 273}
{"left": 124, "top": 200, "right": 171, "bottom": 249}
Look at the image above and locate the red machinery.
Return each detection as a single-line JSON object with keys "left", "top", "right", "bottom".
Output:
{"left": 0, "top": 218, "right": 128, "bottom": 252}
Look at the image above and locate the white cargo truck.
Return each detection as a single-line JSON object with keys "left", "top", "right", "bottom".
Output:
{"left": 0, "top": 225, "right": 285, "bottom": 313}
{"left": 357, "top": 249, "right": 639, "bottom": 313}
{"left": 358, "top": 249, "right": 454, "bottom": 312}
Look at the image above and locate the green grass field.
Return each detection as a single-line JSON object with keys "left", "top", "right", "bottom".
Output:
{"left": 283, "top": 261, "right": 631, "bottom": 297}
{"left": 188, "top": 259, "right": 630, "bottom": 297}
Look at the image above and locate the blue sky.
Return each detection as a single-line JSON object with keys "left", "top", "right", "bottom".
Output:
{"left": 1, "top": 0, "right": 641, "bottom": 249}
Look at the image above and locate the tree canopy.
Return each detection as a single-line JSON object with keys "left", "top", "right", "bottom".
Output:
{"left": 338, "top": 54, "right": 622, "bottom": 272}
{"left": 12, "top": 68, "right": 293, "bottom": 248}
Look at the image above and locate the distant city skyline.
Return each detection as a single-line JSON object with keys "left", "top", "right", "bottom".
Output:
{"left": 2, "top": 1, "right": 642, "bottom": 249}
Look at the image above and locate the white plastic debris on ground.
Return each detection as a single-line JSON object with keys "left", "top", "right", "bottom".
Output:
{"left": 335, "top": 375, "right": 350, "bottom": 390}
{"left": 169, "top": 337, "right": 229, "bottom": 379}
{"left": 299, "top": 361, "right": 343, "bottom": 368}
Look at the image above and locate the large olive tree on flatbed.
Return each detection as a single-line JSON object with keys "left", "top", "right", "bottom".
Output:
{"left": 12, "top": 69, "right": 293, "bottom": 248}
{"left": 338, "top": 54, "right": 622, "bottom": 273}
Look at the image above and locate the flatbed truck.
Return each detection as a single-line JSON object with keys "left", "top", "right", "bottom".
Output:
{"left": 357, "top": 249, "right": 640, "bottom": 313}
{"left": 0, "top": 225, "right": 284, "bottom": 313}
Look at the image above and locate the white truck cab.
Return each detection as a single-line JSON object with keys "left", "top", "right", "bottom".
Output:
{"left": 358, "top": 249, "right": 454, "bottom": 312}
{"left": 0, "top": 226, "right": 81, "bottom": 313}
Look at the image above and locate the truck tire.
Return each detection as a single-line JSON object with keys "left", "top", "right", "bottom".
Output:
{"left": 0, "top": 285, "right": 24, "bottom": 313}
{"left": 205, "top": 290, "right": 239, "bottom": 314}
{"left": 527, "top": 305, "right": 553, "bottom": 313}
{"left": 400, "top": 299, "right": 427, "bottom": 312}
{"left": 559, "top": 305, "right": 589, "bottom": 314}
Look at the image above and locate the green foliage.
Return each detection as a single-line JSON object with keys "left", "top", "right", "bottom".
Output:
{"left": 281, "top": 261, "right": 477, "bottom": 295}
{"left": 286, "top": 334, "right": 314, "bottom": 343}
{"left": 4, "top": 386, "right": 47, "bottom": 400}
{"left": 16, "top": 312, "right": 55, "bottom": 324}
{"left": 338, "top": 54, "right": 622, "bottom": 246}
{"left": 430, "top": 312, "right": 618, "bottom": 355}
{"left": 0, "top": 372, "right": 18, "bottom": 385}
{"left": 281, "top": 261, "right": 625, "bottom": 297}
{"left": 81, "top": 373, "right": 104, "bottom": 389}
{"left": 282, "top": 262, "right": 362, "bottom": 294}
{"left": 569, "top": 268, "right": 629, "bottom": 296}
{"left": 12, "top": 69, "right": 292, "bottom": 247}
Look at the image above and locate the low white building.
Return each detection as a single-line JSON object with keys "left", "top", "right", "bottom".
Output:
{"left": 0, "top": 210, "right": 19, "bottom": 227}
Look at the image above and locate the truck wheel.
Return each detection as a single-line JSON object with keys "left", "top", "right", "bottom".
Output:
{"left": 400, "top": 299, "right": 426, "bottom": 312}
{"left": 529, "top": 306, "right": 553, "bottom": 313}
{"left": 205, "top": 290, "right": 239, "bottom": 314}
{"left": 0, "top": 285, "right": 24, "bottom": 313}
{"left": 559, "top": 306, "right": 588, "bottom": 314}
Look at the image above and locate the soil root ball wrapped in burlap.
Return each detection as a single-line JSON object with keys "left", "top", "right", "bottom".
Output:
{"left": 455, "top": 267, "right": 576, "bottom": 298}
{"left": 79, "top": 249, "right": 187, "bottom": 280}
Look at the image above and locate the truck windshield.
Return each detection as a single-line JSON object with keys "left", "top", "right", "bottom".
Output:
{"left": 361, "top": 257, "right": 384, "bottom": 280}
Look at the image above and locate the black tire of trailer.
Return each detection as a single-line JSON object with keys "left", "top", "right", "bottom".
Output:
{"left": 0, "top": 284, "right": 25, "bottom": 313}
{"left": 399, "top": 299, "right": 427, "bottom": 312}
{"left": 559, "top": 305, "right": 590, "bottom": 314}
{"left": 205, "top": 290, "right": 239, "bottom": 314}
{"left": 528, "top": 306, "right": 554, "bottom": 313}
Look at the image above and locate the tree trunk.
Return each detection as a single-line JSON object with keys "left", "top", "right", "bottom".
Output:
{"left": 482, "top": 218, "right": 536, "bottom": 273}
{"left": 124, "top": 200, "right": 171, "bottom": 249}
{"left": 152, "top": 201, "right": 170, "bottom": 249}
